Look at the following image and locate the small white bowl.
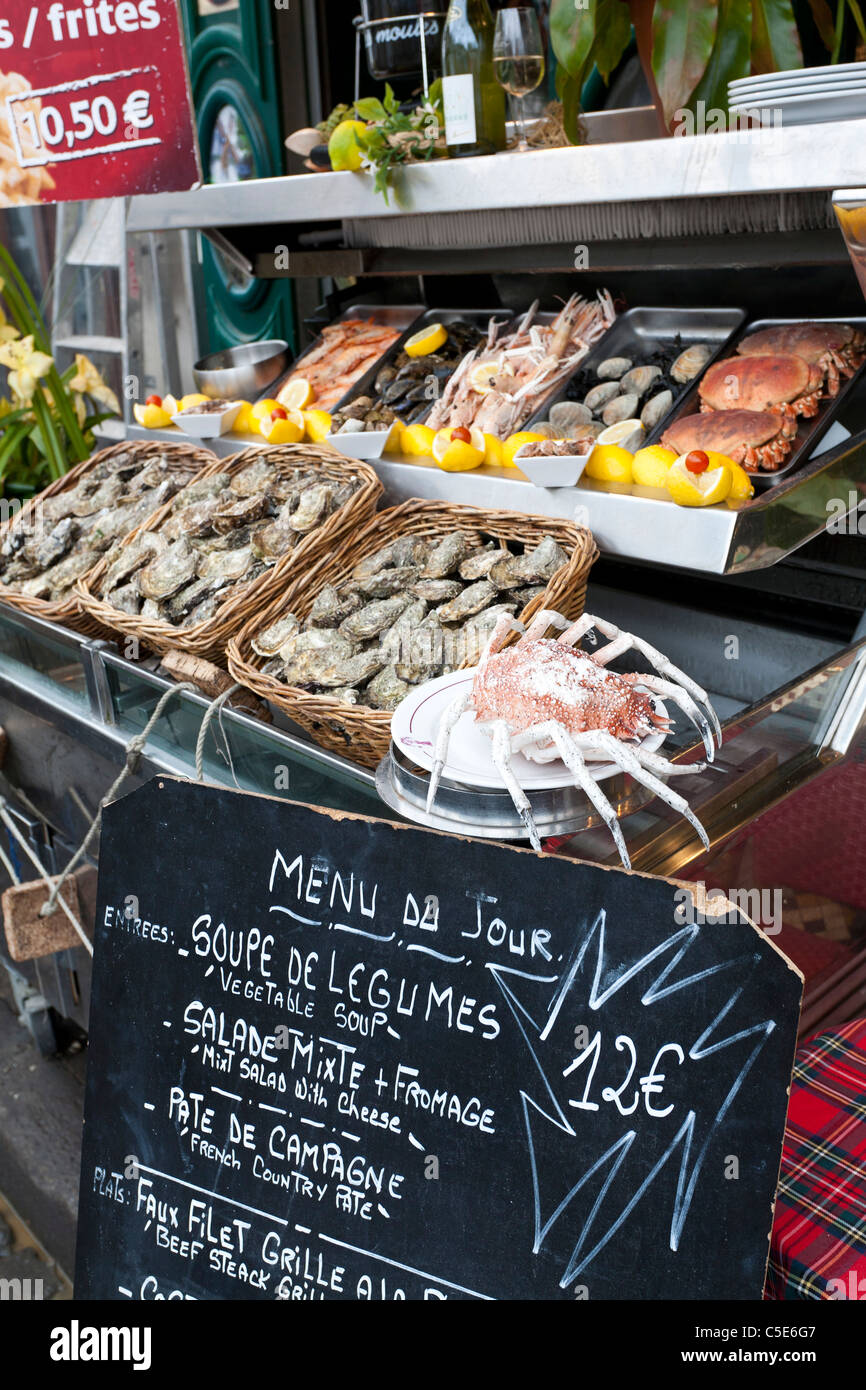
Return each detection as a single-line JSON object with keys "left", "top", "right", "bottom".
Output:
{"left": 326, "top": 428, "right": 394, "bottom": 460}
{"left": 172, "top": 401, "right": 242, "bottom": 439}
{"left": 514, "top": 443, "right": 592, "bottom": 489}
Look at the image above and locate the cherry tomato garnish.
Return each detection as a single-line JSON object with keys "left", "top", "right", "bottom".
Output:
{"left": 451, "top": 427, "right": 471, "bottom": 444}
{"left": 271, "top": 406, "right": 288, "bottom": 421}
{"left": 685, "top": 450, "right": 710, "bottom": 474}
{"left": 145, "top": 395, "right": 162, "bottom": 408}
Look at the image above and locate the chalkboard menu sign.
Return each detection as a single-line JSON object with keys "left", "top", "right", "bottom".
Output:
{"left": 76, "top": 779, "right": 801, "bottom": 1301}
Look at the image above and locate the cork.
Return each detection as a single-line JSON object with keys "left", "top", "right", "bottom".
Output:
{"left": 2, "top": 875, "right": 85, "bottom": 961}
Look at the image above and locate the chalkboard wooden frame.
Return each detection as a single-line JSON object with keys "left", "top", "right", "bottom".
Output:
{"left": 75, "top": 778, "right": 802, "bottom": 1302}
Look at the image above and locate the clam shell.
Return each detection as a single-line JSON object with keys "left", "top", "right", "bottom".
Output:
{"left": 584, "top": 380, "right": 621, "bottom": 413}
{"left": 671, "top": 343, "right": 712, "bottom": 384}
{"left": 601, "top": 393, "right": 639, "bottom": 426}
{"left": 621, "top": 365, "right": 662, "bottom": 397}
{"left": 596, "top": 357, "right": 633, "bottom": 381}
{"left": 640, "top": 390, "right": 674, "bottom": 430}
{"left": 550, "top": 400, "right": 593, "bottom": 433}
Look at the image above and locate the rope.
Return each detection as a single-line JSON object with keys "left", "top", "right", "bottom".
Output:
{"left": 195, "top": 684, "right": 242, "bottom": 786}
{"left": 37, "top": 682, "right": 198, "bottom": 928}
{"left": 0, "top": 799, "right": 93, "bottom": 956}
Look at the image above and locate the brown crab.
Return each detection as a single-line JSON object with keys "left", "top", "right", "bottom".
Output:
{"left": 698, "top": 354, "right": 824, "bottom": 419}
{"left": 662, "top": 409, "right": 798, "bottom": 472}
{"left": 736, "top": 322, "right": 866, "bottom": 396}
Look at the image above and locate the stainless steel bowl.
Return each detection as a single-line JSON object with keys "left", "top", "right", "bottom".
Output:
{"left": 193, "top": 340, "right": 290, "bottom": 401}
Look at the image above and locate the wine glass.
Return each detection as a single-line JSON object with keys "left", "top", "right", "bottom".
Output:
{"left": 493, "top": 8, "right": 546, "bottom": 153}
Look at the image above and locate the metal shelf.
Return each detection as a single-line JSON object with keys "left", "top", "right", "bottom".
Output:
{"left": 127, "top": 119, "right": 866, "bottom": 233}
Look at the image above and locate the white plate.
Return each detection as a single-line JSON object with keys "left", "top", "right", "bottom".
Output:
{"left": 171, "top": 402, "right": 242, "bottom": 438}
{"left": 391, "top": 667, "right": 668, "bottom": 792}
{"left": 729, "top": 61, "right": 866, "bottom": 89}
{"left": 729, "top": 90, "right": 866, "bottom": 124}
{"left": 730, "top": 79, "right": 866, "bottom": 100}
{"left": 514, "top": 444, "right": 591, "bottom": 489}
{"left": 326, "top": 428, "right": 393, "bottom": 460}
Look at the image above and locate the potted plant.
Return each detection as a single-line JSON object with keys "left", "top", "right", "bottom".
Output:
{"left": 0, "top": 247, "right": 118, "bottom": 496}
{"left": 550, "top": 0, "right": 866, "bottom": 138}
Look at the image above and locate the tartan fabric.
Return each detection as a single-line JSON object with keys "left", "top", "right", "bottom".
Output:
{"left": 765, "top": 1018, "right": 866, "bottom": 1300}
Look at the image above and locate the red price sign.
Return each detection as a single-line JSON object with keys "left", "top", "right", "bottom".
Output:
{"left": 0, "top": 2, "right": 199, "bottom": 206}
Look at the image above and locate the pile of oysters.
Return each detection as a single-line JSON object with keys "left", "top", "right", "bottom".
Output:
{"left": 95, "top": 457, "right": 360, "bottom": 630}
{"left": 251, "top": 530, "right": 568, "bottom": 712}
{"left": 536, "top": 341, "right": 714, "bottom": 440}
{"left": 0, "top": 449, "right": 201, "bottom": 602}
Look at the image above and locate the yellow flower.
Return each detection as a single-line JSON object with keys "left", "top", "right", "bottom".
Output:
{"left": 68, "top": 353, "right": 120, "bottom": 415}
{"left": 0, "top": 282, "right": 19, "bottom": 344}
{"left": 0, "top": 334, "right": 53, "bottom": 402}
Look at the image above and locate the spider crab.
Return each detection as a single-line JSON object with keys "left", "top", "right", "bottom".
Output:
{"left": 662, "top": 408, "right": 798, "bottom": 472}
{"left": 736, "top": 322, "right": 866, "bottom": 396}
{"left": 425, "top": 609, "right": 721, "bottom": 868}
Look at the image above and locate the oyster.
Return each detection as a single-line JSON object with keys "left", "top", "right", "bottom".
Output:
{"left": 44, "top": 549, "right": 96, "bottom": 598}
{"left": 230, "top": 459, "right": 274, "bottom": 497}
{"left": 356, "top": 565, "right": 420, "bottom": 599}
{"left": 620, "top": 365, "right": 662, "bottom": 397}
{"left": 73, "top": 474, "right": 123, "bottom": 516}
{"left": 640, "top": 390, "right": 673, "bottom": 430}
{"left": 584, "top": 380, "right": 621, "bottom": 412}
{"left": 166, "top": 577, "right": 217, "bottom": 623}
{"left": 412, "top": 579, "right": 463, "bottom": 603}
{"left": 513, "top": 584, "right": 547, "bottom": 607}
{"left": 252, "top": 613, "right": 300, "bottom": 657}
{"left": 671, "top": 342, "right": 712, "bottom": 384}
{"left": 34, "top": 518, "right": 75, "bottom": 570}
{"left": 351, "top": 535, "right": 430, "bottom": 581}
{"left": 596, "top": 357, "right": 632, "bottom": 381}
{"left": 213, "top": 493, "right": 270, "bottom": 534}
{"left": 378, "top": 598, "right": 428, "bottom": 662}
{"left": 104, "top": 582, "right": 142, "bottom": 615}
{"left": 394, "top": 625, "right": 442, "bottom": 684}
{"left": 198, "top": 544, "right": 253, "bottom": 585}
{"left": 168, "top": 498, "right": 222, "bottom": 539}
{"left": 601, "top": 393, "right": 639, "bottom": 426}
{"left": 331, "top": 687, "right": 360, "bottom": 706}
{"left": 172, "top": 474, "right": 232, "bottom": 509}
{"left": 365, "top": 665, "right": 410, "bottom": 711}
{"left": 290, "top": 484, "right": 334, "bottom": 534}
{"left": 458, "top": 545, "right": 504, "bottom": 581}
{"left": 437, "top": 580, "right": 497, "bottom": 623}
{"left": 528, "top": 535, "right": 567, "bottom": 579}
{"left": 104, "top": 449, "right": 142, "bottom": 476}
{"left": 251, "top": 518, "right": 297, "bottom": 563}
{"left": 549, "top": 400, "right": 593, "bottom": 434}
{"left": 422, "top": 533, "right": 475, "bottom": 579}
{"left": 182, "top": 595, "right": 222, "bottom": 628}
{"left": 340, "top": 594, "right": 412, "bottom": 640}
{"left": 137, "top": 539, "right": 197, "bottom": 601}
{"left": 308, "top": 585, "right": 363, "bottom": 628}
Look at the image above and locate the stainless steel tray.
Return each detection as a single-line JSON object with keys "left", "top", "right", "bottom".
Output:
{"left": 528, "top": 306, "right": 747, "bottom": 437}
{"left": 266, "top": 302, "right": 426, "bottom": 412}
{"left": 653, "top": 315, "right": 866, "bottom": 487}
{"left": 375, "top": 742, "right": 654, "bottom": 843}
{"left": 333, "top": 307, "right": 511, "bottom": 425}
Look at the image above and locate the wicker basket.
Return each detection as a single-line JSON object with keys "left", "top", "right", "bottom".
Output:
{"left": 77, "top": 443, "right": 383, "bottom": 661}
{"left": 227, "top": 499, "right": 598, "bottom": 768}
{"left": 0, "top": 440, "right": 218, "bottom": 638}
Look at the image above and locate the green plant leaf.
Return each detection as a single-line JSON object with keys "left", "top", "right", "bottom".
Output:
{"left": 689, "top": 0, "right": 753, "bottom": 112}
{"left": 550, "top": 0, "right": 598, "bottom": 78}
{"left": 751, "top": 0, "right": 803, "bottom": 73}
{"left": 557, "top": 65, "right": 589, "bottom": 144}
{"left": 354, "top": 97, "right": 386, "bottom": 122}
{"left": 806, "top": 0, "right": 839, "bottom": 48}
{"left": 593, "top": 0, "right": 633, "bottom": 81}
{"left": 652, "top": 0, "right": 718, "bottom": 125}
{"left": 384, "top": 83, "right": 399, "bottom": 114}
{"left": 846, "top": 0, "right": 866, "bottom": 44}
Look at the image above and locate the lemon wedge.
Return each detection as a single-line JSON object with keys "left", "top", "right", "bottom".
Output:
{"left": 469, "top": 358, "right": 508, "bottom": 396}
{"left": 302, "top": 409, "right": 332, "bottom": 443}
{"left": 433, "top": 425, "right": 485, "bottom": 471}
{"left": 483, "top": 433, "right": 504, "bottom": 468}
{"left": 229, "top": 401, "right": 255, "bottom": 434}
{"left": 631, "top": 444, "right": 677, "bottom": 489}
{"left": 584, "top": 444, "right": 633, "bottom": 484}
{"left": 383, "top": 420, "right": 404, "bottom": 454}
{"left": 727, "top": 460, "right": 755, "bottom": 504}
{"left": 260, "top": 407, "right": 305, "bottom": 444}
{"left": 279, "top": 378, "right": 315, "bottom": 411}
{"left": 666, "top": 455, "right": 732, "bottom": 507}
{"left": 404, "top": 323, "right": 448, "bottom": 359}
{"left": 133, "top": 401, "right": 172, "bottom": 429}
{"left": 597, "top": 419, "right": 644, "bottom": 450}
{"left": 502, "top": 431, "right": 546, "bottom": 468}
{"left": 178, "top": 393, "right": 210, "bottom": 412}
{"left": 250, "top": 399, "right": 281, "bottom": 434}
{"left": 400, "top": 423, "right": 436, "bottom": 457}
{"left": 328, "top": 120, "right": 368, "bottom": 172}
{"left": 162, "top": 394, "right": 180, "bottom": 417}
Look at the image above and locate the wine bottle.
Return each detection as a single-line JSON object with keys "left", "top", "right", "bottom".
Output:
{"left": 441, "top": 0, "right": 506, "bottom": 159}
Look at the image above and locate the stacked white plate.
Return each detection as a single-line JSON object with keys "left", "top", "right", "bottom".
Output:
{"left": 728, "top": 62, "right": 866, "bottom": 126}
